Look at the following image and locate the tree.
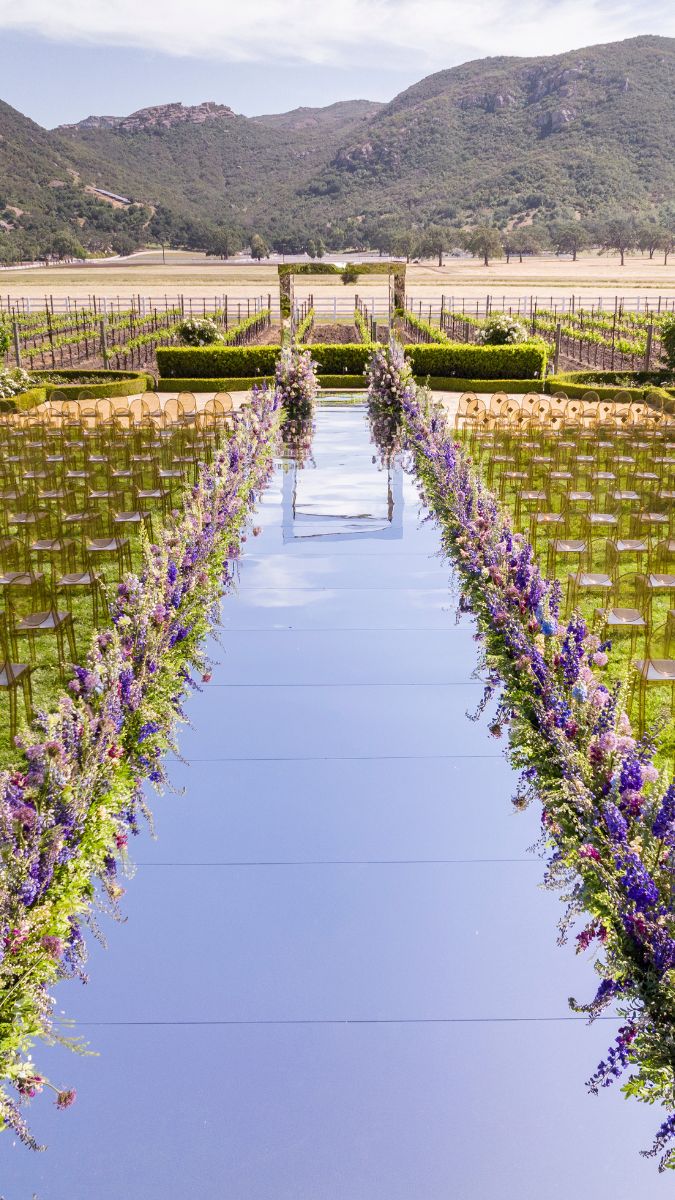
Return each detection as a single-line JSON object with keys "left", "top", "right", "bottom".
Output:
{"left": 510, "top": 226, "right": 546, "bottom": 262}
{"left": 42, "top": 231, "right": 86, "bottom": 261}
{"left": 423, "top": 223, "right": 452, "bottom": 266}
{"left": 250, "top": 233, "right": 269, "bottom": 260}
{"left": 306, "top": 236, "right": 326, "bottom": 259}
{"left": 657, "top": 228, "right": 675, "bottom": 266}
{"left": 549, "top": 220, "right": 590, "bottom": 262}
{"left": 597, "top": 216, "right": 637, "bottom": 267}
{"left": 636, "top": 221, "right": 666, "bottom": 260}
{"left": 206, "top": 228, "right": 240, "bottom": 259}
{"left": 111, "top": 231, "right": 142, "bottom": 257}
{"left": 148, "top": 206, "right": 175, "bottom": 263}
{"left": 462, "top": 225, "right": 503, "bottom": 266}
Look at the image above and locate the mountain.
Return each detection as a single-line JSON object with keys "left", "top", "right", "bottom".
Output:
{"left": 303, "top": 34, "right": 675, "bottom": 225}
{"left": 252, "top": 99, "right": 383, "bottom": 133}
{"left": 0, "top": 35, "right": 674, "bottom": 258}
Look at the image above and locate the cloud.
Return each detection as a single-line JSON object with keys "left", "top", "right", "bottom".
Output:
{"left": 0, "top": 0, "right": 672, "bottom": 70}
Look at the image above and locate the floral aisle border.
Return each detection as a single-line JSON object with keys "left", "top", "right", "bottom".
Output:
{"left": 367, "top": 343, "right": 675, "bottom": 1170}
{"left": 0, "top": 388, "right": 281, "bottom": 1147}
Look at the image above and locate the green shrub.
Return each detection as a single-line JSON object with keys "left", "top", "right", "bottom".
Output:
{"left": 157, "top": 341, "right": 548, "bottom": 382}
{"left": 157, "top": 346, "right": 280, "bottom": 379}
{"left": 421, "top": 377, "right": 544, "bottom": 393}
{"left": 158, "top": 377, "right": 273, "bottom": 392}
{"left": 547, "top": 371, "right": 673, "bottom": 404}
{"left": 406, "top": 341, "right": 548, "bottom": 380}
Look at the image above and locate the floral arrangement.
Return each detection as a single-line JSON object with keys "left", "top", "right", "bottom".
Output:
{"left": 176, "top": 316, "right": 223, "bottom": 346}
{"left": 401, "top": 384, "right": 675, "bottom": 1170}
{"left": 477, "top": 314, "right": 529, "bottom": 345}
{"left": 366, "top": 338, "right": 416, "bottom": 408}
{"left": 0, "top": 386, "right": 281, "bottom": 1148}
{"left": 0, "top": 367, "right": 34, "bottom": 399}
{"left": 274, "top": 346, "right": 319, "bottom": 414}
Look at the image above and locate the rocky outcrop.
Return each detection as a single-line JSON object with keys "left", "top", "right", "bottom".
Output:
{"left": 58, "top": 102, "right": 235, "bottom": 135}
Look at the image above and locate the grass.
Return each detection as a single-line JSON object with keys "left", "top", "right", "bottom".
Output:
{"left": 3, "top": 251, "right": 675, "bottom": 301}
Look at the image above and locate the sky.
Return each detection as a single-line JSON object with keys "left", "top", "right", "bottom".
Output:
{"left": 0, "top": 0, "right": 673, "bottom": 127}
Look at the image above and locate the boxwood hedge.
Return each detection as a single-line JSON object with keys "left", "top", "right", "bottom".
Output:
{"left": 157, "top": 341, "right": 548, "bottom": 382}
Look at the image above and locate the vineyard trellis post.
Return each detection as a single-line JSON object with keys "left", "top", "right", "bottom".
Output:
{"left": 99, "top": 317, "right": 109, "bottom": 368}
{"left": 644, "top": 324, "right": 654, "bottom": 372}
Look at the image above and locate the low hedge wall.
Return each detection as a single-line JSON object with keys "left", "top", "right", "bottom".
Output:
{"left": 407, "top": 341, "right": 548, "bottom": 380}
{"left": 1, "top": 370, "right": 155, "bottom": 413}
{"left": 157, "top": 377, "right": 273, "bottom": 392}
{"left": 157, "top": 341, "right": 548, "bottom": 382}
{"left": 157, "top": 375, "right": 368, "bottom": 392}
{"left": 157, "top": 346, "right": 280, "bottom": 379}
{"left": 421, "top": 377, "right": 544, "bottom": 393}
{"left": 547, "top": 372, "right": 675, "bottom": 409}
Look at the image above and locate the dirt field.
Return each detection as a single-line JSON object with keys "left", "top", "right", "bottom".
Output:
{"left": 1, "top": 249, "right": 674, "bottom": 308}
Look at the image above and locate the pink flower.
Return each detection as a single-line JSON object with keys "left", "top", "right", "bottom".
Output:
{"left": 55, "top": 1088, "right": 77, "bottom": 1110}
{"left": 593, "top": 651, "right": 609, "bottom": 667}
{"left": 202, "top": 672, "right": 212, "bottom": 683}
{"left": 643, "top": 763, "right": 659, "bottom": 783}
{"left": 591, "top": 689, "right": 609, "bottom": 707}
{"left": 579, "top": 844, "right": 601, "bottom": 862}
{"left": 41, "top": 936, "right": 63, "bottom": 959}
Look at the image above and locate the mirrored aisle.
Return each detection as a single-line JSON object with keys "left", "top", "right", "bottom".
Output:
{"left": 2, "top": 402, "right": 664, "bottom": 1199}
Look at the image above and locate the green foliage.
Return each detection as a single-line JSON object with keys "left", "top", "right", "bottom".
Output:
{"left": 249, "top": 233, "right": 269, "bottom": 259}
{"left": 407, "top": 341, "right": 548, "bottom": 380}
{"left": 403, "top": 312, "right": 448, "bottom": 343}
{"left": 158, "top": 376, "right": 274, "bottom": 391}
{"left": 660, "top": 314, "right": 675, "bottom": 370}
{"left": 158, "top": 341, "right": 548, "bottom": 381}
{"left": 421, "top": 376, "right": 544, "bottom": 393}
{"left": 0, "top": 322, "right": 9, "bottom": 357}
{"left": 157, "top": 345, "right": 280, "bottom": 379}
{"left": 353, "top": 309, "right": 372, "bottom": 344}
{"left": 461, "top": 224, "right": 503, "bottom": 265}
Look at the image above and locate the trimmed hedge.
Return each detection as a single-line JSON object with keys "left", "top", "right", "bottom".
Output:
{"left": 547, "top": 372, "right": 675, "bottom": 408}
{"left": 158, "top": 341, "right": 548, "bottom": 382}
{"left": 421, "top": 377, "right": 544, "bottom": 394}
{"left": 1, "top": 370, "right": 154, "bottom": 413}
{"left": 157, "top": 346, "right": 280, "bottom": 379}
{"left": 157, "top": 375, "right": 368, "bottom": 392}
{"left": 407, "top": 341, "right": 548, "bottom": 380}
{"left": 158, "top": 377, "right": 273, "bottom": 392}
{"left": 0, "top": 387, "right": 46, "bottom": 413}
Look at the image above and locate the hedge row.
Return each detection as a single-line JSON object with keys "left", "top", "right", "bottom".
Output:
{"left": 423, "top": 377, "right": 544, "bottom": 393}
{"left": 407, "top": 342, "right": 548, "bottom": 380}
{"left": 157, "top": 377, "right": 273, "bottom": 392}
{"left": 157, "top": 341, "right": 548, "bottom": 382}
{"left": 4, "top": 370, "right": 154, "bottom": 412}
{"left": 547, "top": 372, "right": 675, "bottom": 408}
